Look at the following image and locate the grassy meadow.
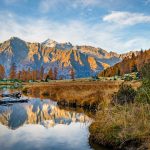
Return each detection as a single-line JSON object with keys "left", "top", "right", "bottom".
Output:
{"left": 22, "top": 80, "right": 141, "bottom": 110}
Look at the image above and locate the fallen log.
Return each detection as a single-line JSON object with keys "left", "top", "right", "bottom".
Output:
{"left": 1, "top": 92, "right": 22, "bottom": 99}
{"left": 0, "top": 98, "right": 28, "bottom": 105}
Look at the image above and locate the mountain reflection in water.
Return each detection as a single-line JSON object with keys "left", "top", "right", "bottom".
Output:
{"left": 0, "top": 89, "right": 109, "bottom": 150}
{"left": 0, "top": 99, "right": 91, "bottom": 129}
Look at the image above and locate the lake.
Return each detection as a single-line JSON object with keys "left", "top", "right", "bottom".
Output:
{"left": 0, "top": 88, "right": 108, "bottom": 150}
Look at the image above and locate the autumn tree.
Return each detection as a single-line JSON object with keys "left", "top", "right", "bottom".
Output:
{"left": 27, "top": 68, "right": 32, "bottom": 81}
{"left": 17, "top": 71, "right": 22, "bottom": 80}
{"left": 22, "top": 69, "right": 27, "bottom": 81}
{"left": 99, "top": 49, "right": 150, "bottom": 77}
{"left": 36, "top": 70, "right": 40, "bottom": 80}
{"left": 0, "top": 65, "right": 5, "bottom": 79}
{"left": 70, "top": 68, "right": 75, "bottom": 80}
{"left": 48, "top": 68, "right": 53, "bottom": 80}
{"left": 54, "top": 67, "right": 58, "bottom": 80}
{"left": 9, "top": 63, "right": 17, "bottom": 79}
{"left": 40, "top": 66, "right": 44, "bottom": 80}
{"left": 32, "top": 70, "right": 38, "bottom": 81}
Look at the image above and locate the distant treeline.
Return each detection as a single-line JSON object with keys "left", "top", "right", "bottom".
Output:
{"left": 0, "top": 64, "right": 75, "bottom": 81}
{"left": 99, "top": 49, "right": 150, "bottom": 77}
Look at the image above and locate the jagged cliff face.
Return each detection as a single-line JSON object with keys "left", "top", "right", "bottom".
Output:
{"left": 0, "top": 37, "right": 133, "bottom": 78}
{"left": 0, "top": 99, "right": 90, "bottom": 129}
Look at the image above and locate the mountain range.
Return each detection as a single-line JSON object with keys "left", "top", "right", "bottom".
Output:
{"left": 0, "top": 37, "right": 140, "bottom": 78}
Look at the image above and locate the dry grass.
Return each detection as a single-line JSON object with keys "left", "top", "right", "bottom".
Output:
{"left": 89, "top": 103, "right": 150, "bottom": 149}
{"left": 22, "top": 80, "right": 141, "bottom": 109}
{"left": 22, "top": 80, "right": 146, "bottom": 149}
{"left": 22, "top": 80, "right": 123, "bottom": 109}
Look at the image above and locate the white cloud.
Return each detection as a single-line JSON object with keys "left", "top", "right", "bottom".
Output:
{"left": 0, "top": 11, "right": 150, "bottom": 53}
{"left": 103, "top": 11, "right": 150, "bottom": 26}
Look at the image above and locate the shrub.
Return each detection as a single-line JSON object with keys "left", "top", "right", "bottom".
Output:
{"left": 136, "top": 80, "right": 150, "bottom": 104}
{"left": 136, "top": 63, "right": 150, "bottom": 104}
{"left": 124, "top": 76, "right": 133, "bottom": 81}
{"left": 22, "top": 87, "right": 29, "bottom": 94}
{"left": 89, "top": 103, "right": 150, "bottom": 149}
{"left": 141, "top": 63, "right": 150, "bottom": 80}
{"left": 113, "top": 83, "right": 136, "bottom": 104}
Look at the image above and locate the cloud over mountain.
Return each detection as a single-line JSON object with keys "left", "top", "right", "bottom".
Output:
{"left": 103, "top": 11, "right": 150, "bottom": 26}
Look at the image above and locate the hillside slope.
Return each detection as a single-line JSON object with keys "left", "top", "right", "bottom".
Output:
{"left": 99, "top": 49, "right": 150, "bottom": 77}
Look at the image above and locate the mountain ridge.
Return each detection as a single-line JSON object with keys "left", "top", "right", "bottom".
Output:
{"left": 0, "top": 37, "right": 141, "bottom": 78}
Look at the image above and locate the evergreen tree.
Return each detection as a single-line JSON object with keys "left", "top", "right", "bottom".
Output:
{"left": 45, "top": 75, "right": 49, "bottom": 82}
{"left": 132, "top": 64, "right": 138, "bottom": 72}
{"left": 117, "top": 68, "right": 121, "bottom": 76}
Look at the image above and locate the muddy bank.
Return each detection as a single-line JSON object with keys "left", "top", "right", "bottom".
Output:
{"left": 89, "top": 135, "right": 147, "bottom": 150}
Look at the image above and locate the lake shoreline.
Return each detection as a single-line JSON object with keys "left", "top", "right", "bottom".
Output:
{"left": 22, "top": 80, "right": 140, "bottom": 109}
{"left": 21, "top": 80, "right": 143, "bottom": 150}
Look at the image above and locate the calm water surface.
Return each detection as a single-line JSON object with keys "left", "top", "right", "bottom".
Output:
{"left": 0, "top": 88, "right": 108, "bottom": 150}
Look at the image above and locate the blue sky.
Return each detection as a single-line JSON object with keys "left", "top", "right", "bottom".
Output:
{"left": 0, "top": 0, "right": 150, "bottom": 53}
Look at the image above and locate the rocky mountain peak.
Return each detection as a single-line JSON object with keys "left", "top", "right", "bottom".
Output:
{"left": 41, "top": 39, "right": 73, "bottom": 50}
{"left": 9, "top": 37, "right": 26, "bottom": 44}
{"left": 41, "top": 39, "right": 58, "bottom": 48}
{"left": 10, "top": 36, "right": 21, "bottom": 40}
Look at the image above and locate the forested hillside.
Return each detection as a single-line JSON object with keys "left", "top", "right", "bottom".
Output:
{"left": 99, "top": 49, "right": 150, "bottom": 77}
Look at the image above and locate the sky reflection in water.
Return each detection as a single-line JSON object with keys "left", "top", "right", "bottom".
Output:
{"left": 0, "top": 96, "right": 92, "bottom": 150}
{"left": 0, "top": 89, "right": 108, "bottom": 150}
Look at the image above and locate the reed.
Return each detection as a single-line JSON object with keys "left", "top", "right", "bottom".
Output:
{"left": 89, "top": 103, "right": 150, "bottom": 149}
{"left": 22, "top": 80, "right": 140, "bottom": 109}
{"left": 22, "top": 81, "right": 124, "bottom": 109}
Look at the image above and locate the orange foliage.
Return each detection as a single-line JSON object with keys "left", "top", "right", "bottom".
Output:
{"left": 99, "top": 49, "right": 150, "bottom": 77}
